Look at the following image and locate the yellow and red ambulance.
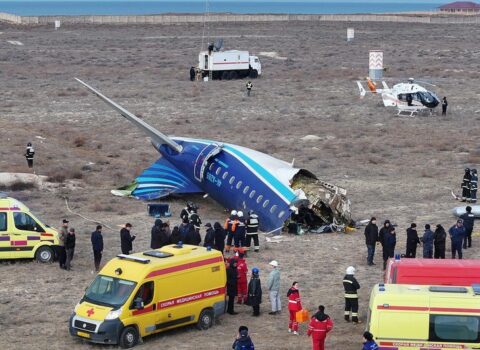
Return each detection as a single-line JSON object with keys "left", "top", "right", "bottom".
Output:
{"left": 0, "top": 194, "right": 59, "bottom": 262}
{"left": 367, "top": 283, "right": 480, "bottom": 350}
{"left": 69, "top": 244, "right": 226, "bottom": 348}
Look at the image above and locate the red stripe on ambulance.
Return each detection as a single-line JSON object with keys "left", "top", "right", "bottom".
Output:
{"left": 146, "top": 256, "right": 224, "bottom": 278}
{"left": 158, "top": 287, "right": 225, "bottom": 310}
{"left": 11, "top": 240, "right": 28, "bottom": 246}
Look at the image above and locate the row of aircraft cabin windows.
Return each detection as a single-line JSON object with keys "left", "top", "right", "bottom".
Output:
{"left": 209, "top": 162, "right": 284, "bottom": 219}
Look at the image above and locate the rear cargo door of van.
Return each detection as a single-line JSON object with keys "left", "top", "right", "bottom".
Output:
{"left": 0, "top": 211, "right": 11, "bottom": 259}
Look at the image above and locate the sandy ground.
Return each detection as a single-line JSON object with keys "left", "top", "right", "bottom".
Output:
{"left": 0, "top": 20, "right": 479, "bottom": 350}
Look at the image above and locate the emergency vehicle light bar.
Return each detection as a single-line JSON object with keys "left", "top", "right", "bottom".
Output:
{"left": 429, "top": 286, "right": 467, "bottom": 294}
{"left": 0, "top": 192, "right": 8, "bottom": 198}
{"left": 117, "top": 254, "right": 150, "bottom": 264}
{"left": 473, "top": 284, "right": 480, "bottom": 295}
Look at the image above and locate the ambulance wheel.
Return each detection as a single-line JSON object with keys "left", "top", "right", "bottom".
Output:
{"left": 196, "top": 309, "right": 214, "bottom": 330}
{"left": 229, "top": 71, "right": 238, "bottom": 80}
{"left": 119, "top": 326, "right": 139, "bottom": 348}
{"left": 221, "top": 71, "right": 229, "bottom": 80}
{"left": 35, "top": 246, "right": 54, "bottom": 263}
{"left": 249, "top": 70, "right": 258, "bottom": 79}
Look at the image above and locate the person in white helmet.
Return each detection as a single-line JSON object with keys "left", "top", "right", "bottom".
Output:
{"left": 343, "top": 266, "right": 361, "bottom": 324}
{"left": 234, "top": 211, "right": 246, "bottom": 252}
{"left": 267, "top": 260, "right": 281, "bottom": 315}
{"left": 224, "top": 210, "right": 239, "bottom": 253}
{"left": 245, "top": 210, "right": 260, "bottom": 252}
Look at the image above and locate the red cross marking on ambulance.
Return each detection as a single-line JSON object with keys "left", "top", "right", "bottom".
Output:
{"left": 86, "top": 308, "right": 94, "bottom": 317}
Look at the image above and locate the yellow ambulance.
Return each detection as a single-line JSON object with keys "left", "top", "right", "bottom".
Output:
{"left": 0, "top": 194, "right": 59, "bottom": 263}
{"left": 69, "top": 244, "right": 226, "bottom": 348}
{"left": 367, "top": 283, "right": 480, "bottom": 350}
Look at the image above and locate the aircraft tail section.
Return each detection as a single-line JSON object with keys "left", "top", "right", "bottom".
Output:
{"left": 356, "top": 81, "right": 366, "bottom": 98}
{"left": 382, "top": 81, "right": 389, "bottom": 90}
{"left": 112, "top": 157, "right": 203, "bottom": 200}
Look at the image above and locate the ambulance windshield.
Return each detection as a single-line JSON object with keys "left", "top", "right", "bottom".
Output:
{"left": 84, "top": 275, "right": 137, "bottom": 308}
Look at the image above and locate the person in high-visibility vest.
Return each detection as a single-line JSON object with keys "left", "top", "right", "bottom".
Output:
{"left": 224, "top": 210, "right": 238, "bottom": 253}
{"left": 246, "top": 81, "right": 253, "bottom": 97}
{"left": 25, "top": 142, "right": 35, "bottom": 169}
{"left": 343, "top": 266, "right": 361, "bottom": 324}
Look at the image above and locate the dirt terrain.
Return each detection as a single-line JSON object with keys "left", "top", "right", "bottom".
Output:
{"left": 0, "top": 20, "right": 479, "bottom": 350}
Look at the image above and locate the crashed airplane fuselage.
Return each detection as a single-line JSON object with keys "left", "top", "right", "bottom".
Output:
{"left": 76, "top": 79, "right": 352, "bottom": 232}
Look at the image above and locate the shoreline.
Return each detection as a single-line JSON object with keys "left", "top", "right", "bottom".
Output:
{"left": 1, "top": 11, "right": 480, "bottom": 25}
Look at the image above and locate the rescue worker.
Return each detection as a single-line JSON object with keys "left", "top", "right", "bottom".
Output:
{"left": 461, "top": 206, "right": 475, "bottom": 249}
{"left": 184, "top": 225, "right": 201, "bottom": 245}
{"left": 245, "top": 210, "right": 260, "bottom": 252}
{"left": 25, "top": 142, "right": 35, "bottom": 169}
{"left": 58, "top": 219, "right": 68, "bottom": 269}
{"left": 203, "top": 223, "right": 215, "bottom": 248}
{"left": 234, "top": 211, "right": 246, "bottom": 252}
{"left": 150, "top": 218, "right": 167, "bottom": 249}
{"left": 433, "top": 224, "right": 447, "bottom": 259}
{"left": 364, "top": 217, "right": 379, "bottom": 266}
{"left": 226, "top": 259, "right": 238, "bottom": 315}
{"left": 180, "top": 201, "right": 194, "bottom": 223}
{"left": 449, "top": 219, "right": 466, "bottom": 259}
{"left": 189, "top": 66, "right": 195, "bottom": 81}
{"left": 441, "top": 96, "right": 448, "bottom": 116}
{"left": 247, "top": 267, "right": 262, "bottom": 316}
{"left": 382, "top": 227, "right": 396, "bottom": 270}
{"left": 406, "top": 93, "right": 413, "bottom": 106}
{"left": 267, "top": 260, "right": 281, "bottom": 315}
{"left": 91, "top": 225, "right": 103, "bottom": 272}
{"left": 189, "top": 205, "right": 202, "bottom": 228}
{"left": 461, "top": 168, "right": 471, "bottom": 202}
{"left": 178, "top": 219, "right": 191, "bottom": 242}
{"left": 405, "top": 223, "right": 420, "bottom": 258}
{"left": 287, "top": 281, "right": 302, "bottom": 335}
{"left": 232, "top": 326, "right": 254, "bottom": 350}
{"left": 236, "top": 252, "right": 248, "bottom": 304}
{"left": 470, "top": 169, "right": 478, "bottom": 203}
{"left": 169, "top": 226, "right": 181, "bottom": 245}
{"left": 213, "top": 221, "right": 227, "bottom": 253}
{"left": 378, "top": 220, "right": 391, "bottom": 267}
{"left": 421, "top": 224, "right": 434, "bottom": 259}
{"left": 362, "top": 331, "right": 379, "bottom": 350}
{"left": 224, "top": 210, "right": 239, "bottom": 253}
{"left": 120, "top": 223, "right": 135, "bottom": 255}
{"left": 65, "top": 227, "right": 76, "bottom": 271}
{"left": 307, "top": 305, "right": 334, "bottom": 350}
{"left": 246, "top": 81, "right": 253, "bottom": 97}
{"left": 343, "top": 266, "right": 361, "bottom": 324}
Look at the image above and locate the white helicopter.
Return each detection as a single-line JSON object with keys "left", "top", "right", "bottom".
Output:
{"left": 357, "top": 77, "right": 441, "bottom": 116}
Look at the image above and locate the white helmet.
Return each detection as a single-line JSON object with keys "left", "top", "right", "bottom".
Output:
{"left": 269, "top": 260, "right": 278, "bottom": 267}
{"left": 346, "top": 266, "right": 355, "bottom": 275}
{"left": 231, "top": 210, "right": 237, "bottom": 216}
{"left": 237, "top": 211, "right": 244, "bottom": 218}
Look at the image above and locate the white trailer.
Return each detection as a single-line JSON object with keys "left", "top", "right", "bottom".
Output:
{"left": 198, "top": 50, "right": 261, "bottom": 80}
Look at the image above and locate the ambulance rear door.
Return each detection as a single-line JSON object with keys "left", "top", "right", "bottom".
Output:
{"left": 0, "top": 211, "right": 11, "bottom": 258}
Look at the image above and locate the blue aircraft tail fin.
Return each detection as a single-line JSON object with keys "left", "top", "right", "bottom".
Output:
{"left": 112, "top": 158, "right": 203, "bottom": 200}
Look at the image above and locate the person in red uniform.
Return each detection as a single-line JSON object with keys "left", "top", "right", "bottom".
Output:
{"left": 236, "top": 251, "right": 249, "bottom": 304}
{"left": 307, "top": 305, "right": 334, "bottom": 350}
{"left": 287, "top": 281, "right": 302, "bottom": 335}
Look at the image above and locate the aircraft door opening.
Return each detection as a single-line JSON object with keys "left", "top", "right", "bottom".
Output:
{"left": 194, "top": 143, "right": 223, "bottom": 182}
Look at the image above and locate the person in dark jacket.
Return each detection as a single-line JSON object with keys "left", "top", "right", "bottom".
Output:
{"left": 232, "top": 325, "right": 254, "bottom": 350}
{"left": 226, "top": 259, "right": 238, "bottom": 315}
{"left": 25, "top": 142, "right": 35, "bottom": 169}
{"left": 180, "top": 201, "right": 194, "bottom": 223}
{"left": 462, "top": 168, "right": 471, "bottom": 202}
{"left": 382, "top": 227, "right": 396, "bottom": 270}
{"left": 213, "top": 222, "right": 227, "bottom": 253}
{"left": 364, "top": 217, "right": 379, "bottom": 266}
{"left": 460, "top": 206, "right": 475, "bottom": 249}
{"left": 247, "top": 267, "right": 262, "bottom": 316}
{"left": 203, "top": 223, "right": 215, "bottom": 248}
{"left": 189, "top": 66, "right": 196, "bottom": 81}
{"left": 379, "top": 220, "right": 391, "bottom": 267}
{"left": 91, "top": 225, "right": 103, "bottom": 272}
{"left": 183, "top": 224, "right": 200, "bottom": 245}
{"left": 189, "top": 206, "right": 202, "bottom": 228}
{"left": 433, "top": 224, "right": 446, "bottom": 259}
{"left": 362, "top": 331, "right": 379, "bottom": 350}
{"left": 343, "top": 266, "right": 361, "bottom": 324}
{"left": 405, "top": 223, "right": 420, "bottom": 258}
{"left": 449, "top": 219, "right": 466, "bottom": 259}
{"left": 170, "top": 226, "right": 181, "bottom": 245}
{"left": 150, "top": 219, "right": 163, "bottom": 249}
{"left": 120, "top": 223, "right": 135, "bottom": 255}
{"left": 470, "top": 169, "right": 478, "bottom": 203}
{"left": 65, "top": 227, "right": 76, "bottom": 271}
{"left": 441, "top": 96, "right": 448, "bottom": 116}
{"left": 178, "top": 220, "right": 191, "bottom": 242}
{"left": 421, "top": 224, "right": 434, "bottom": 259}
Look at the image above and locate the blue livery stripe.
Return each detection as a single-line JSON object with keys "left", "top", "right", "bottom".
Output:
{"left": 136, "top": 177, "right": 184, "bottom": 187}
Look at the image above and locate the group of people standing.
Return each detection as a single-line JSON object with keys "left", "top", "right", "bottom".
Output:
{"left": 461, "top": 168, "right": 478, "bottom": 203}
{"left": 365, "top": 209, "right": 476, "bottom": 269}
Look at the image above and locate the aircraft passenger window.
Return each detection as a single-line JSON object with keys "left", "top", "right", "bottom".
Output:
{"left": 0, "top": 213, "right": 6, "bottom": 231}
{"left": 243, "top": 186, "right": 250, "bottom": 194}
{"left": 216, "top": 167, "right": 222, "bottom": 176}
{"left": 209, "top": 163, "right": 215, "bottom": 171}
{"left": 222, "top": 171, "right": 229, "bottom": 180}
{"left": 256, "top": 195, "right": 263, "bottom": 204}
{"left": 131, "top": 281, "right": 154, "bottom": 309}
{"left": 229, "top": 176, "right": 235, "bottom": 185}
{"left": 13, "top": 212, "right": 44, "bottom": 232}
{"left": 263, "top": 200, "right": 270, "bottom": 208}
{"left": 236, "top": 181, "right": 243, "bottom": 190}
{"left": 430, "top": 315, "right": 480, "bottom": 343}
{"left": 278, "top": 210, "right": 285, "bottom": 219}
{"left": 270, "top": 205, "right": 277, "bottom": 214}
{"left": 249, "top": 190, "right": 256, "bottom": 199}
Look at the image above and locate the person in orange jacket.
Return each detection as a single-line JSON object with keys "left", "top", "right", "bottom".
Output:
{"left": 287, "top": 281, "right": 302, "bottom": 335}
{"left": 236, "top": 251, "right": 249, "bottom": 304}
{"left": 224, "top": 210, "right": 239, "bottom": 253}
{"left": 307, "top": 305, "right": 334, "bottom": 350}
